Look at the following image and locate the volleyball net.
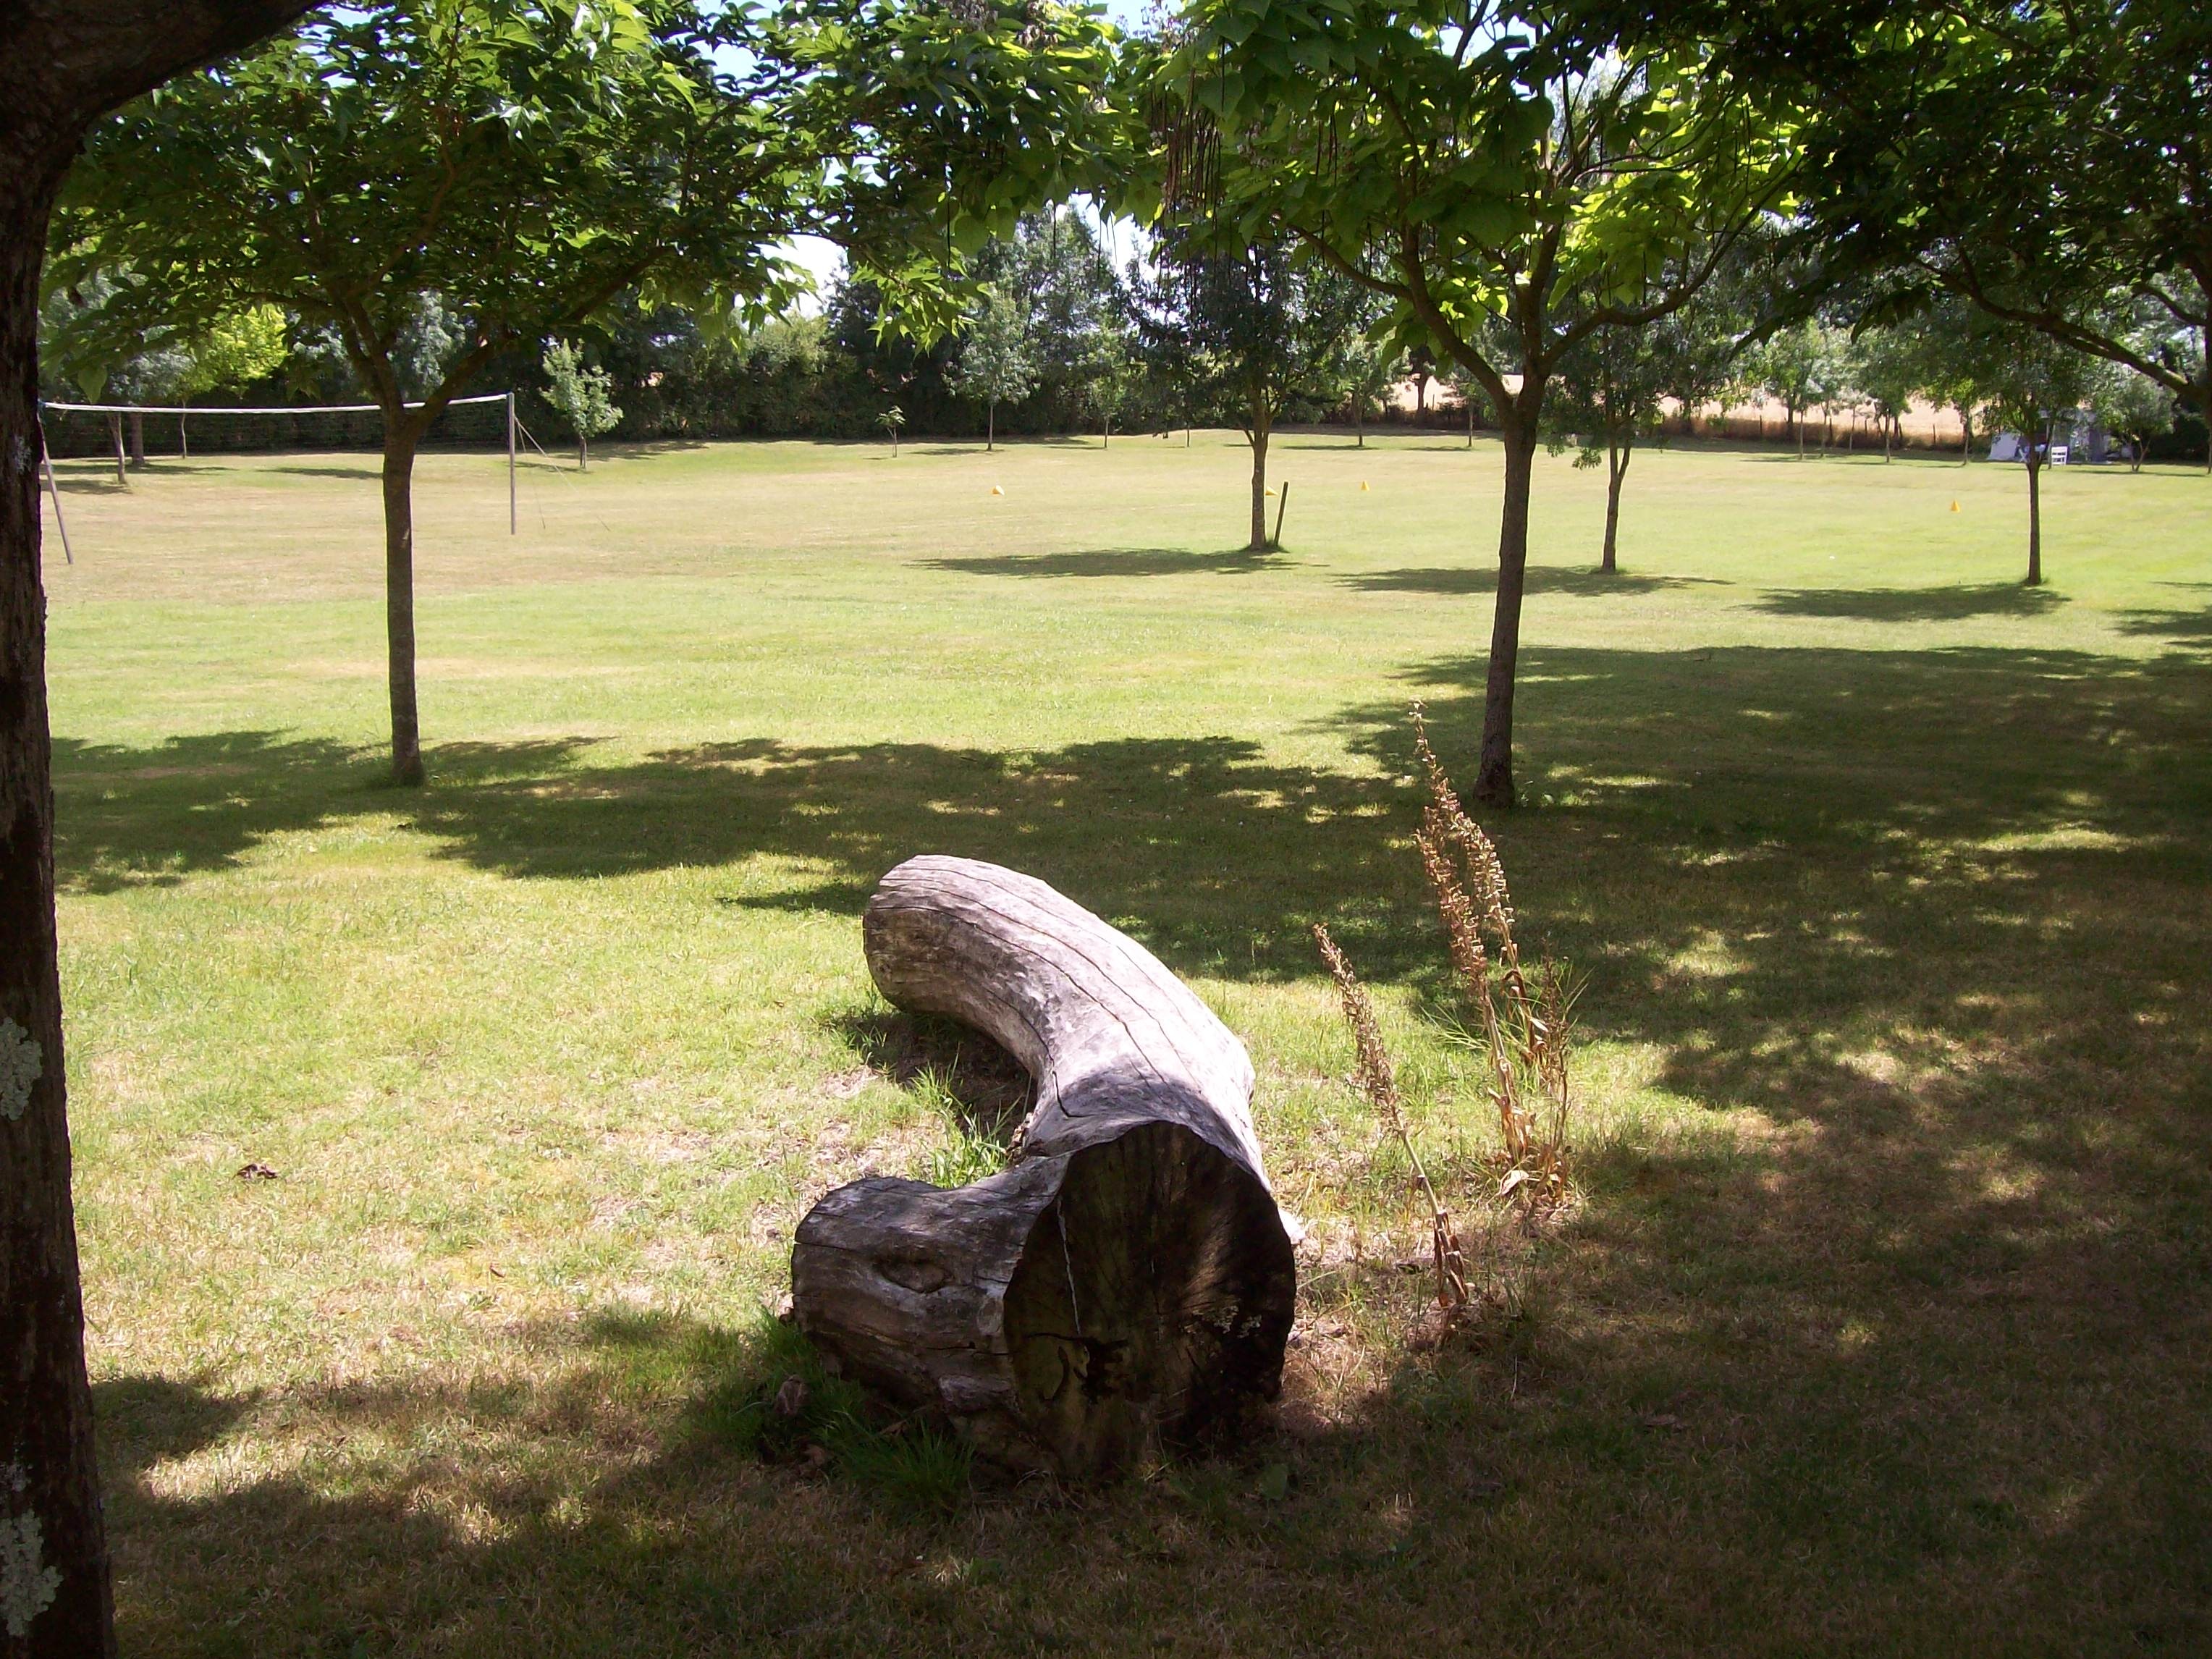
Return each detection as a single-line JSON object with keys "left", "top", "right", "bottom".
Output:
{"left": 35, "top": 392, "right": 521, "bottom": 565}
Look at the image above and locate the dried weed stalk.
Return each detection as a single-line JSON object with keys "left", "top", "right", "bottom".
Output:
{"left": 1312, "top": 922, "right": 1470, "bottom": 1309}
{"left": 1409, "top": 701, "right": 1576, "bottom": 1215}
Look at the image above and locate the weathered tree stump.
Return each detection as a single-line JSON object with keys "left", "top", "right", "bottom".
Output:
{"left": 793, "top": 856, "right": 1295, "bottom": 1479}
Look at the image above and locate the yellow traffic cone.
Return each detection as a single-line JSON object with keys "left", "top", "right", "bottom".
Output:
{"left": 990, "top": 484, "right": 1004, "bottom": 496}
{"left": 1360, "top": 481, "right": 1370, "bottom": 491}
{"left": 1949, "top": 500, "right": 1959, "bottom": 512}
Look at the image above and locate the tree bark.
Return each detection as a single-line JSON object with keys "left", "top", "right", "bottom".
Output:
{"left": 1, "top": 12, "right": 316, "bottom": 1656}
{"left": 0, "top": 153, "right": 106, "bottom": 1659}
{"left": 2202, "top": 356, "right": 2211, "bottom": 475}
{"left": 126, "top": 410, "right": 145, "bottom": 469}
{"left": 986, "top": 398, "right": 995, "bottom": 453}
{"left": 106, "top": 412, "right": 125, "bottom": 488}
{"left": 1602, "top": 438, "right": 1630, "bottom": 573}
{"left": 577, "top": 433, "right": 587, "bottom": 473}
{"left": 381, "top": 419, "right": 426, "bottom": 785}
{"left": 1246, "top": 417, "right": 1270, "bottom": 551}
{"left": 1473, "top": 417, "right": 1540, "bottom": 808}
{"left": 793, "top": 857, "right": 1294, "bottom": 1481}
{"left": 2024, "top": 440, "right": 2043, "bottom": 586}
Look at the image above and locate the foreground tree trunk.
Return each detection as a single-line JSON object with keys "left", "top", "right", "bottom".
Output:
{"left": 986, "top": 397, "right": 995, "bottom": 452}
{"left": 794, "top": 857, "right": 1295, "bottom": 1480}
{"left": 106, "top": 412, "right": 126, "bottom": 487}
{"left": 1, "top": 14, "right": 316, "bottom": 1655}
{"left": 1601, "top": 436, "right": 1631, "bottom": 573}
{"left": 578, "top": 433, "right": 588, "bottom": 473}
{"left": 127, "top": 410, "right": 145, "bottom": 468}
{"left": 380, "top": 418, "right": 426, "bottom": 785}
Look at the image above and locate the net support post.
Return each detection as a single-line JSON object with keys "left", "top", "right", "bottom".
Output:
{"left": 507, "top": 392, "right": 517, "bottom": 536}
{"left": 37, "top": 417, "right": 72, "bottom": 565}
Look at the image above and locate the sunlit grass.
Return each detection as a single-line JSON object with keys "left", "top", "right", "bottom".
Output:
{"left": 44, "top": 432, "right": 2212, "bottom": 1655}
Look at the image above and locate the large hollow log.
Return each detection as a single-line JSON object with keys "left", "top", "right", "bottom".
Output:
{"left": 793, "top": 856, "right": 1295, "bottom": 1479}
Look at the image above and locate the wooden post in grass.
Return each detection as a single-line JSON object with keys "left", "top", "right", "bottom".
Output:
{"left": 793, "top": 856, "right": 1296, "bottom": 1481}
{"left": 38, "top": 421, "right": 71, "bottom": 566}
{"left": 1, "top": 9, "right": 315, "bottom": 1655}
{"left": 1272, "top": 479, "right": 1289, "bottom": 548}
{"left": 506, "top": 391, "right": 516, "bottom": 536}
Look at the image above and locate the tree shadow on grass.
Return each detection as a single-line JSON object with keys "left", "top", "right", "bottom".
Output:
{"left": 923, "top": 546, "right": 1289, "bottom": 579}
{"left": 2116, "top": 603, "right": 2212, "bottom": 646}
{"left": 67, "top": 640, "right": 2212, "bottom": 1652}
{"left": 1756, "top": 582, "right": 2067, "bottom": 622}
{"left": 46, "top": 467, "right": 134, "bottom": 496}
{"left": 822, "top": 1005, "right": 1033, "bottom": 1135}
{"left": 1342, "top": 565, "right": 1723, "bottom": 598}
{"left": 52, "top": 733, "right": 586, "bottom": 896}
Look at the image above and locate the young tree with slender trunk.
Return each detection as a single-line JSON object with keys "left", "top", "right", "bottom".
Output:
{"left": 1547, "top": 286, "right": 1734, "bottom": 571}
{"left": 1129, "top": 235, "right": 1369, "bottom": 549}
{"left": 1335, "top": 329, "right": 1402, "bottom": 448}
{"left": 1847, "top": 324, "right": 1925, "bottom": 463}
{"left": 54, "top": 0, "right": 1128, "bottom": 785}
{"left": 1980, "top": 328, "right": 2099, "bottom": 586}
{"left": 1752, "top": 320, "right": 1842, "bottom": 458}
{"left": 2093, "top": 366, "right": 2175, "bottom": 473}
{"left": 51, "top": 2, "right": 828, "bottom": 786}
{"left": 4, "top": 14, "right": 318, "bottom": 1653}
{"left": 541, "top": 338, "right": 623, "bottom": 472}
{"left": 947, "top": 286, "right": 1038, "bottom": 450}
{"left": 1156, "top": 0, "right": 1791, "bottom": 803}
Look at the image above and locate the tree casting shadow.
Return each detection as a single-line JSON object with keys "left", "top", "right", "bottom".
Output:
{"left": 924, "top": 546, "right": 1290, "bottom": 579}
{"left": 1757, "top": 582, "right": 2067, "bottom": 621}
{"left": 1343, "top": 564, "right": 1723, "bottom": 597}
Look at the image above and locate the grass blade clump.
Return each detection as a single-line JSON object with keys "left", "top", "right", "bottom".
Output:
{"left": 706, "top": 1309, "right": 974, "bottom": 1519}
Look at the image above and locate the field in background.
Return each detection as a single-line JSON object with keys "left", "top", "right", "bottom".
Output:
{"left": 42, "top": 434, "right": 2212, "bottom": 1656}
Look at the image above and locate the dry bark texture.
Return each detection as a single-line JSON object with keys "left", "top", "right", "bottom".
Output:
{"left": 794, "top": 857, "right": 1295, "bottom": 1479}
{"left": 0, "top": 9, "right": 315, "bottom": 1655}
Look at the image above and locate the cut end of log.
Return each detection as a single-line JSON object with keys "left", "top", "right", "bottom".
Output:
{"left": 795, "top": 1121, "right": 1293, "bottom": 1478}
{"left": 793, "top": 856, "right": 1296, "bottom": 1481}
{"left": 1004, "top": 1121, "right": 1294, "bottom": 1473}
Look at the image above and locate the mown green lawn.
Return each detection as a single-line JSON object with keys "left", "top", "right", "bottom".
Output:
{"left": 43, "top": 430, "right": 2212, "bottom": 1656}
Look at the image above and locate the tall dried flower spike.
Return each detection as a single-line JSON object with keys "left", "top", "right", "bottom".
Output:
{"left": 1312, "top": 922, "right": 1403, "bottom": 1138}
{"left": 1415, "top": 821, "right": 1487, "bottom": 996}
{"left": 1313, "top": 924, "right": 1467, "bottom": 1308}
